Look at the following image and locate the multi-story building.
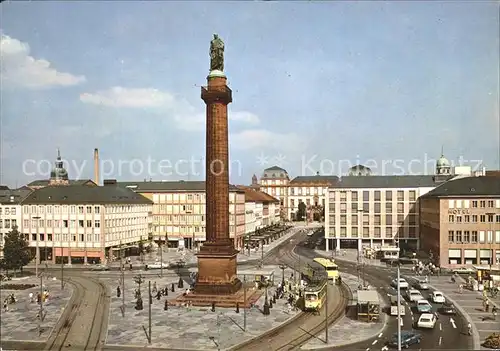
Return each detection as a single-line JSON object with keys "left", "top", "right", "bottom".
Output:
{"left": 287, "top": 173, "right": 339, "bottom": 221}
{"left": 259, "top": 166, "right": 290, "bottom": 220}
{"left": 237, "top": 186, "right": 280, "bottom": 235}
{"left": 0, "top": 186, "right": 32, "bottom": 258}
{"left": 325, "top": 175, "right": 444, "bottom": 252}
{"left": 118, "top": 181, "right": 246, "bottom": 249}
{"left": 419, "top": 176, "right": 500, "bottom": 268}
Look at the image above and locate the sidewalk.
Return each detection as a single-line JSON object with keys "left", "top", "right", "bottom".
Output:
{"left": 402, "top": 273, "right": 499, "bottom": 350}
{"left": 301, "top": 273, "right": 388, "bottom": 350}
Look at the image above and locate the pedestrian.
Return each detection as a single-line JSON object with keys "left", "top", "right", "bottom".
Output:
{"left": 29, "top": 292, "right": 34, "bottom": 303}
{"left": 485, "top": 299, "right": 490, "bottom": 312}
{"left": 492, "top": 305, "right": 497, "bottom": 320}
{"left": 467, "top": 322, "right": 472, "bottom": 335}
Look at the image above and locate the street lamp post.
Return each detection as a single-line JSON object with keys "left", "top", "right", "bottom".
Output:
{"left": 279, "top": 264, "right": 286, "bottom": 286}
{"left": 32, "top": 216, "right": 41, "bottom": 277}
{"left": 263, "top": 281, "right": 270, "bottom": 315}
{"left": 395, "top": 239, "right": 402, "bottom": 351}
{"left": 486, "top": 213, "right": 495, "bottom": 274}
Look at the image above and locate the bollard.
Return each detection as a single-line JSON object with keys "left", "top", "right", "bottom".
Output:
{"left": 135, "top": 297, "right": 144, "bottom": 310}
{"left": 269, "top": 299, "right": 273, "bottom": 308}
{"left": 235, "top": 302, "right": 239, "bottom": 313}
{"left": 171, "top": 283, "right": 175, "bottom": 292}
{"left": 211, "top": 302, "right": 216, "bottom": 312}
{"left": 178, "top": 277, "right": 184, "bottom": 289}
{"left": 116, "top": 286, "right": 121, "bottom": 298}
{"left": 164, "top": 299, "right": 168, "bottom": 311}
{"left": 165, "top": 287, "right": 169, "bottom": 296}
{"left": 263, "top": 302, "right": 270, "bottom": 315}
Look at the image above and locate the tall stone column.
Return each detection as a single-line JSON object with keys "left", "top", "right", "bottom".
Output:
{"left": 195, "top": 70, "right": 241, "bottom": 295}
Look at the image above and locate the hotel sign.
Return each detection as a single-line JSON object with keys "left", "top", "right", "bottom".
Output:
{"left": 448, "top": 209, "right": 471, "bottom": 215}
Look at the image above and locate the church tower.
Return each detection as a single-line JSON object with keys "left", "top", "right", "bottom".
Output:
{"left": 49, "top": 149, "right": 69, "bottom": 186}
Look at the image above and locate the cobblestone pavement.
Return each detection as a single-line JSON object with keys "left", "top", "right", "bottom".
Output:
{"left": 0, "top": 276, "right": 73, "bottom": 342}
{"left": 104, "top": 265, "right": 301, "bottom": 349}
{"left": 403, "top": 273, "right": 499, "bottom": 350}
{"left": 302, "top": 273, "right": 388, "bottom": 350}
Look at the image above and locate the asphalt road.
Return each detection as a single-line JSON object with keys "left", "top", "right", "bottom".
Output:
{"left": 297, "top": 236, "right": 473, "bottom": 350}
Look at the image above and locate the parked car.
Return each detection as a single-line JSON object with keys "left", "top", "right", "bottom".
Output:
{"left": 438, "top": 301, "right": 457, "bottom": 315}
{"left": 417, "top": 313, "right": 437, "bottom": 329}
{"left": 145, "top": 262, "right": 169, "bottom": 270}
{"left": 387, "top": 330, "right": 422, "bottom": 348}
{"left": 391, "top": 278, "right": 409, "bottom": 289}
{"left": 414, "top": 280, "right": 429, "bottom": 290}
{"left": 90, "top": 264, "right": 109, "bottom": 271}
{"left": 417, "top": 299, "right": 433, "bottom": 313}
{"left": 432, "top": 291, "right": 446, "bottom": 304}
{"left": 407, "top": 289, "right": 424, "bottom": 302}
{"left": 452, "top": 267, "right": 476, "bottom": 275}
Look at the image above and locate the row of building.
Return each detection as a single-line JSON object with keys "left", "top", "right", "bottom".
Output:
{"left": 0, "top": 152, "right": 280, "bottom": 264}
{"left": 257, "top": 154, "right": 500, "bottom": 268}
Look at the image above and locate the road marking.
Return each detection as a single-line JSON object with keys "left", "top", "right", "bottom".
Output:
{"left": 378, "top": 333, "right": 383, "bottom": 338}
{"left": 381, "top": 346, "right": 389, "bottom": 351}
{"left": 439, "top": 323, "right": 442, "bottom": 331}
{"left": 439, "top": 336, "right": 442, "bottom": 345}
{"left": 410, "top": 310, "right": 413, "bottom": 315}
{"left": 366, "top": 348, "right": 370, "bottom": 351}
{"left": 372, "top": 340, "right": 378, "bottom": 345}
{"left": 450, "top": 317, "right": 457, "bottom": 329}
{"left": 411, "top": 316, "right": 414, "bottom": 321}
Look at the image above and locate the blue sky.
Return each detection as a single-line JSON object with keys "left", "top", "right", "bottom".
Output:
{"left": 1, "top": 1, "right": 499, "bottom": 187}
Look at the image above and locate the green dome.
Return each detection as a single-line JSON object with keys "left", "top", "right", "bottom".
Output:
{"left": 437, "top": 155, "right": 450, "bottom": 167}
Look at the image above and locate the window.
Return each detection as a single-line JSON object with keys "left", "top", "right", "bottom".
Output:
{"left": 385, "top": 226, "right": 392, "bottom": 238}
{"left": 408, "top": 215, "right": 416, "bottom": 225}
{"left": 32, "top": 234, "right": 37, "bottom": 241}
{"left": 95, "top": 206, "right": 100, "bottom": 214}
{"left": 351, "top": 202, "right": 358, "bottom": 211}
{"left": 94, "top": 220, "right": 100, "bottom": 228}
{"left": 290, "top": 199, "right": 295, "bottom": 208}
{"left": 70, "top": 220, "right": 76, "bottom": 228}
{"left": 464, "top": 215, "right": 470, "bottom": 223}
{"left": 374, "top": 227, "right": 381, "bottom": 237}
{"left": 409, "top": 191, "right": 416, "bottom": 201}
{"left": 398, "top": 214, "right": 404, "bottom": 223}
{"left": 363, "top": 227, "right": 369, "bottom": 237}
{"left": 472, "top": 215, "right": 478, "bottom": 223}
{"left": 351, "top": 227, "right": 358, "bottom": 237}
{"left": 470, "top": 231, "right": 477, "bottom": 243}
{"left": 86, "top": 220, "right": 92, "bottom": 227}
{"left": 4, "top": 208, "right": 9, "bottom": 215}
{"left": 63, "top": 220, "right": 69, "bottom": 228}
{"left": 455, "top": 231, "right": 462, "bottom": 242}
{"left": 448, "top": 231, "right": 454, "bottom": 243}
{"left": 385, "top": 191, "right": 393, "bottom": 201}
{"left": 94, "top": 234, "right": 99, "bottom": 242}
{"left": 363, "top": 203, "right": 369, "bottom": 212}
{"left": 472, "top": 201, "right": 478, "bottom": 208}
{"left": 70, "top": 206, "right": 76, "bottom": 214}
{"left": 5, "top": 219, "right": 10, "bottom": 228}
{"left": 78, "top": 206, "right": 84, "bottom": 214}
{"left": 79, "top": 234, "right": 84, "bottom": 241}
{"left": 480, "top": 201, "right": 486, "bottom": 208}
{"left": 351, "top": 214, "right": 358, "bottom": 225}
{"left": 47, "top": 220, "right": 52, "bottom": 227}
{"left": 488, "top": 200, "right": 494, "bottom": 207}
{"left": 385, "top": 203, "right": 392, "bottom": 213}
{"left": 48, "top": 234, "right": 52, "bottom": 241}
{"left": 449, "top": 215, "right": 454, "bottom": 223}
{"left": 397, "top": 203, "right": 404, "bottom": 213}
{"left": 496, "top": 215, "right": 500, "bottom": 223}
{"left": 340, "top": 227, "right": 347, "bottom": 237}
{"left": 363, "top": 214, "right": 369, "bottom": 225}
{"left": 374, "top": 191, "right": 381, "bottom": 201}
{"left": 464, "top": 231, "right": 470, "bottom": 243}
{"left": 340, "top": 215, "right": 347, "bottom": 225}
{"left": 340, "top": 203, "right": 347, "bottom": 213}
{"left": 374, "top": 215, "right": 381, "bottom": 225}
{"left": 374, "top": 203, "right": 381, "bottom": 213}
{"left": 72, "top": 234, "right": 77, "bottom": 242}
{"left": 11, "top": 207, "right": 16, "bottom": 215}
{"left": 456, "top": 216, "right": 462, "bottom": 223}
{"left": 397, "top": 191, "right": 404, "bottom": 201}
{"left": 86, "top": 206, "right": 92, "bottom": 213}
{"left": 86, "top": 233, "right": 92, "bottom": 242}
{"left": 340, "top": 192, "right": 346, "bottom": 201}
{"left": 385, "top": 214, "right": 392, "bottom": 224}
{"left": 351, "top": 192, "right": 358, "bottom": 201}
{"left": 363, "top": 191, "right": 369, "bottom": 201}
{"left": 488, "top": 214, "right": 494, "bottom": 222}
{"left": 480, "top": 215, "right": 486, "bottom": 223}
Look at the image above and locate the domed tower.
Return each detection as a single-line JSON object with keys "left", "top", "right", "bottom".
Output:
{"left": 49, "top": 149, "right": 69, "bottom": 186}
{"left": 436, "top": 152, "right": 451, "bottom": 175}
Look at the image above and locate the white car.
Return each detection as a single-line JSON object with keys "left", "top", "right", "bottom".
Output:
{"left": 391, "top": 278, "right": 409, "bottom": 289}
{"left": 432, "top": 291, "right": 446, "bottom": 304}
{"left": 407, "top": 289, "right": 424, "bottom": 302}
{"left": 417, "top": 313, "right": 437, "bottom": 329}
{"left": 146, "top": 262, "right": 169, "bottom": 269}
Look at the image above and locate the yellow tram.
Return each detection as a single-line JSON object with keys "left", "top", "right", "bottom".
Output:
{"left": 313, "top": 257, "right": 339, "bottom": 282}
{"left": 304, "top": 279, "right": 328, "bottom": 311}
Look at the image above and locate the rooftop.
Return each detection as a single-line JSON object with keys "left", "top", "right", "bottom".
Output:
{"left": 421, "top": 176, "right": 500, "bottom": 198}
{"left": 22, "top": 185, "right": 153, "bottom": 205}
{"left": 236, "top": 186, "right": 279, "bottom": 203}
{"left": 0, "top": 188, "right": 33, "bottom": 205}
{"left": 27, "top": 179, "right": 97, "bottom": 187}
{"left": 334, "top": 175, "right": 452, "bottom": 189}
{"left": 290, "top": 175, "right": 339, "bottom": 185}
{"left": 117, "top": 180, "right": 243, "bottom": 193}
{"left": 357, "top": 290, "right": 380, "bottom": 304}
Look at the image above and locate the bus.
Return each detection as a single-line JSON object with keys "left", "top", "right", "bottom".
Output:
{"left": 313, "top": 257, "right": 339, "bottom": 281}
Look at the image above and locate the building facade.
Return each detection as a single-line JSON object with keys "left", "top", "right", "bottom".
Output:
{"left": 325, "top": 175, "right": 443, "bottom": 252}
{"left": 20, "top": 181, "right": 152, "bottom": 265}
{"left": 118, "top": 181, "right": 246, "bottom": 250}
{"left": 0, "top": 187, "right": 32, "bottom": 258}
{"left": 420, "top": 176, "right": 500, "bottom": 268}
{"left": 259, "top": 166, "right": 290, "bottom": 220}
{"left": 237, "top": 186, "right": 280, "bottom": 235}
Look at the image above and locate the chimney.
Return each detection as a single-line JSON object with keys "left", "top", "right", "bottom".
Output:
{"left": 94, "top": 148, "right": 100, "bottom": 185}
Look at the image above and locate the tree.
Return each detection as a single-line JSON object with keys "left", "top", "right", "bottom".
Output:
{"left": 3, "top": 226, "right": 31, "bottom": 273}
{"left": 297, "top": 202, "right": 306, "bottom": 221}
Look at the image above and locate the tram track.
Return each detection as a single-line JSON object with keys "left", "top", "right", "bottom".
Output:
{"left": 44, "top": 275, "right": 109, "bottom": 350}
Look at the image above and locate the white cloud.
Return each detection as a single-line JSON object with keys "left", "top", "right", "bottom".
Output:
{"left": 0, "top": 34, "right": 86, "bottom": 89}
{"left": 231, "top": 129, "right": 303, "bottom": 152}
{"left": 228, "top": 110, "right": 260, "bottom": 125}
{"left": 80, "top": 87, "right": 175, "bottom": 108}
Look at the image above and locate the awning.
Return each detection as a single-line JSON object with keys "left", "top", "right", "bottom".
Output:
{"left": 357, "top": 290, "right": 380, "bottom": 304}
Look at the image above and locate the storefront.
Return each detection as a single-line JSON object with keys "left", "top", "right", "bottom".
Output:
{"left": 448, "top": 249, "right": 462, "bottom": 265}
{"left": 480, "top": 249, "right": 492, "bottom": 265}
{"left": 464, "top": 249, "right": 477, "bottom": 265}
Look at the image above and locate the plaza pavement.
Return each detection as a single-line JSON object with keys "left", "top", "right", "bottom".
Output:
{"left": 0, "top": 275, "right": 73, "bottom": 342}
{"left": 104, "top": 265, "right": 301, "bottom": 350}
{"left": 301, "top": 273, "right": 388, "bottom": 350}
{"left": 402, "top": 273, "right": 499, "bottom": 350}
